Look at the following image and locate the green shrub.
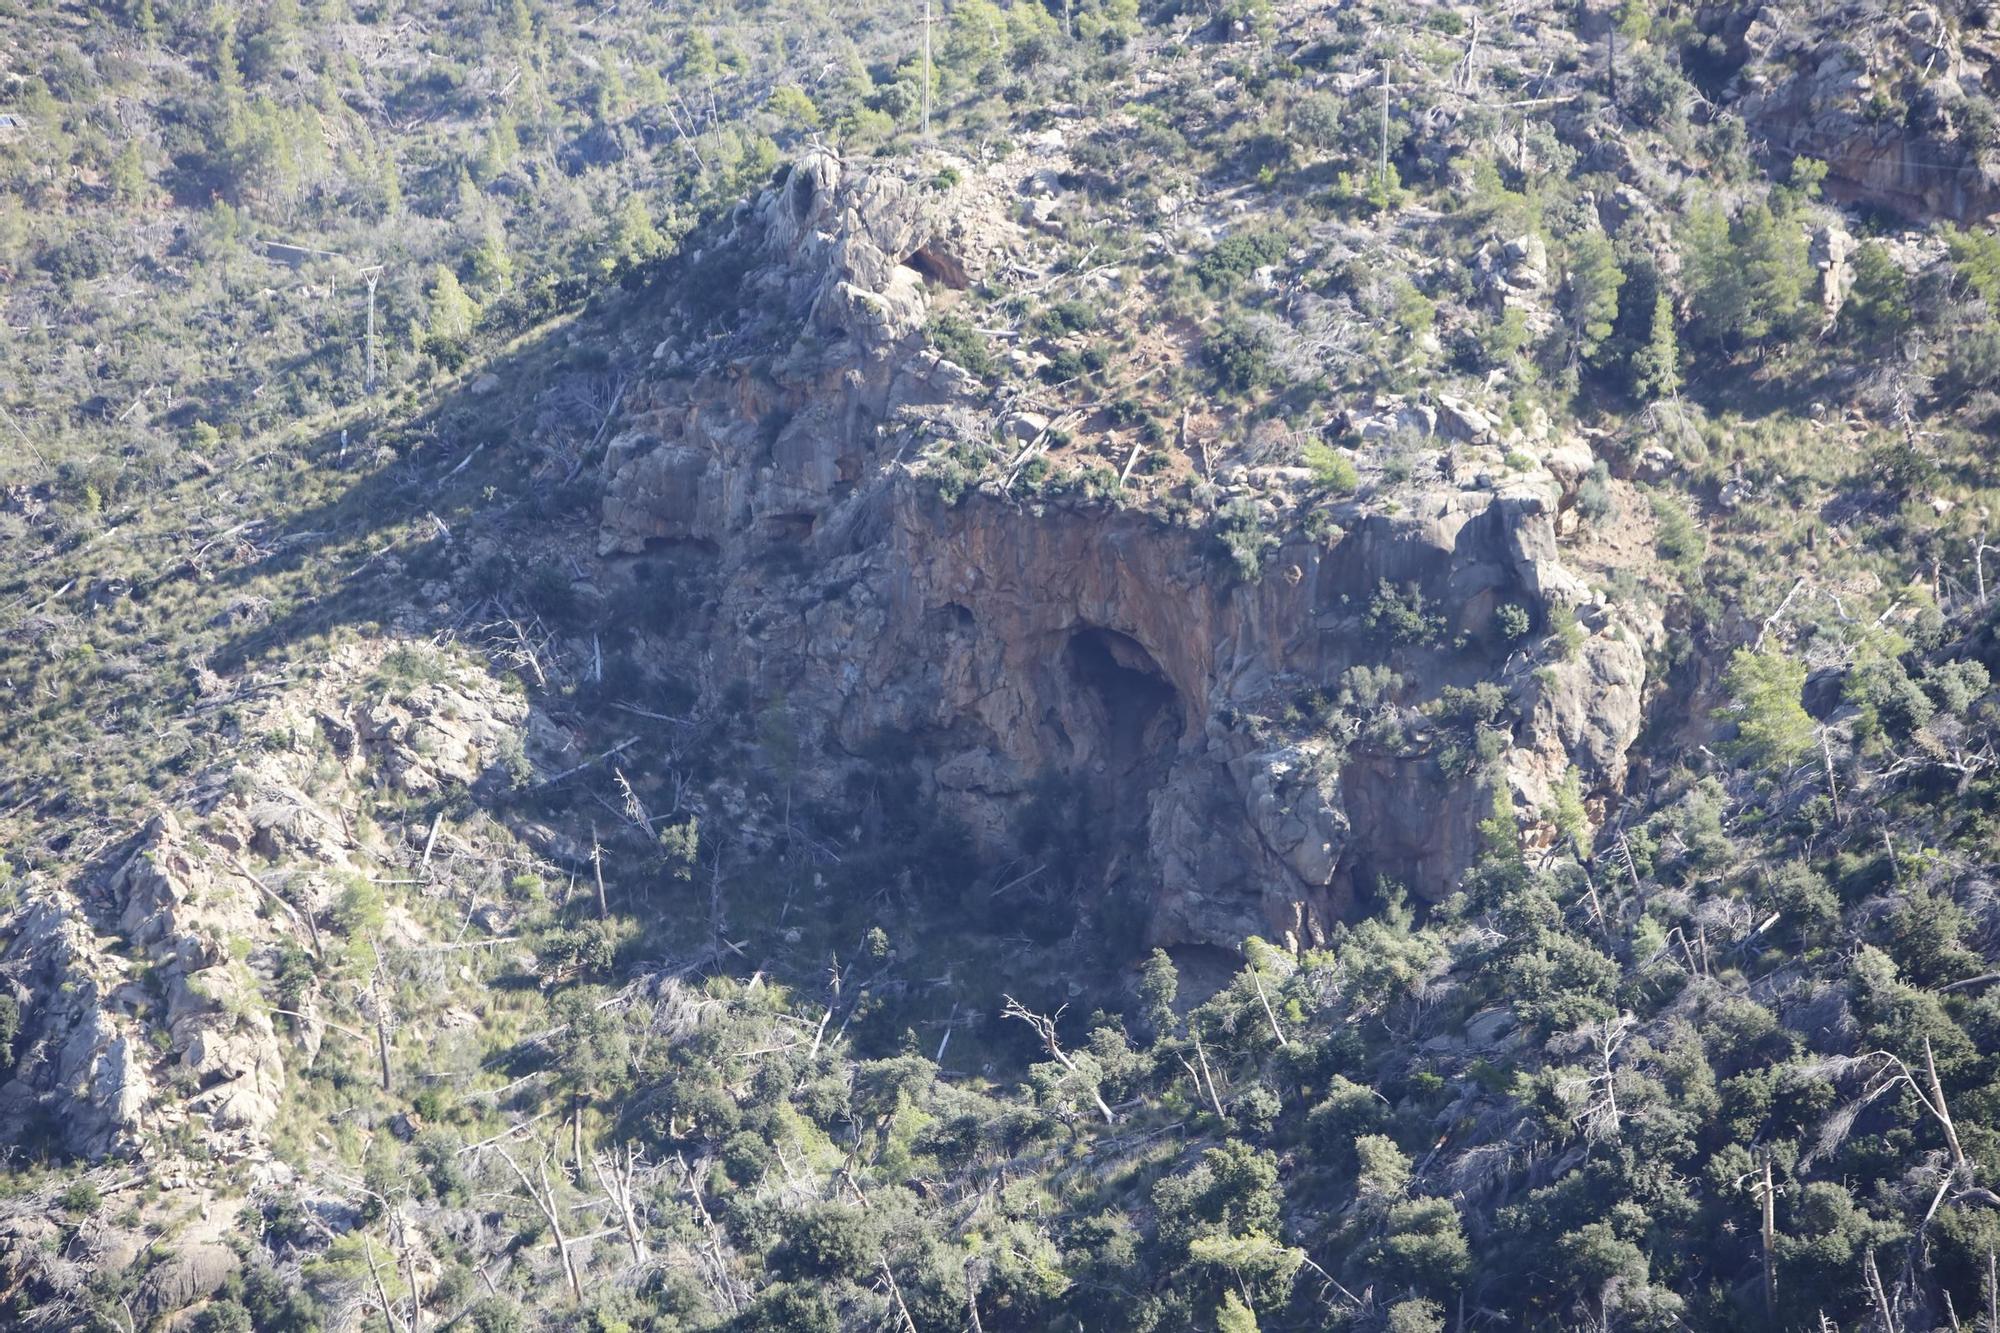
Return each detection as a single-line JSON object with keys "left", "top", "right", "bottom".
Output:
{"left": 1301, "top": 442, "right": 1359, "bottom": 492}
{"left": 928, "top": 311, "right": 995, "bottom": 377}
{"left": 1366, "top": 581, "right": 1445, "bottom": 646}
{"left": 1217, "top": 498, "right": 1276, "bottom": 580}
{"left": 1196, "top": 228, "right": 1288, "bottom": 290}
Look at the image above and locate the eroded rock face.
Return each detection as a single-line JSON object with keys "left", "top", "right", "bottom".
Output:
{"left": 1725, "top": 4, "right": 2000, "bottom": 223}
{"left": 601, "top": 148, "right": 1006, "bottom": 556}
{"left": 600, "top": 153, "right": 1656, "bottom": 950}
{"left": 0, "top": 642, "right": 531, "bottom": 1162}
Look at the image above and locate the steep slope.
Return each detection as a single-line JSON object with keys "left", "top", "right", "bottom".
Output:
{"left": 5, "top": 0, "right": 2000, "bottom": 1330}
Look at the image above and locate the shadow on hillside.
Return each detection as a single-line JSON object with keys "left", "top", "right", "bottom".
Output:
{"left": 201, "top": 298, "right": 645, "bottom": 680}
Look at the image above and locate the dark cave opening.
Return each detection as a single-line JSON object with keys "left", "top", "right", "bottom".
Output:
{"left": 1045, "top": 628, "right": 1183, "bottom": 946}
{"left": 1065, "top": 627, "right": 1180, "bottom": 767}
{"left": 901, "top": 241, "right": 970, "bottom": 290}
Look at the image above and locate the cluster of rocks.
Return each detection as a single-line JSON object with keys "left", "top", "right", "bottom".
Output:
{"left": 1727, "top": 0, "right": 2000, "bottom": 222}
{"left": 0, "top": 642, "right": 531, "bottom": 1164}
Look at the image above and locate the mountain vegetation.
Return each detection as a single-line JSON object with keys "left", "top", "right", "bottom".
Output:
{"left": 5, "top": 1, "right": 2000, "bottom": 1331}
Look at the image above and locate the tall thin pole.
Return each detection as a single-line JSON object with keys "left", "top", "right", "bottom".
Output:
{"left": 365, "top": 271, "right": 380, "bottom": 392}
{"left": 1378, "top": 59, "right": 1390, "bottom": 202}
{"left": 921, "top": 0, "right": 933, "bottom": 141}
{"left": 1759, "top": 1155, "right": 1776, "bottom": 1315}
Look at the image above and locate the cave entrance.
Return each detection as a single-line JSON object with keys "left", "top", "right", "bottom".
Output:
{"left": 1060, "top": 629, "right": 1182, "bottom": 939}
{"left": 1065, "top": 627, "right": 1181, "bottom": 769}
{"left": 902, "top": 240, "right": 970, "bottom": 290}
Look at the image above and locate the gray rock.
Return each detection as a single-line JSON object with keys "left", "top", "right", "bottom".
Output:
{"left": 133, "top": 1242, "right": 238, "bottom": 1323}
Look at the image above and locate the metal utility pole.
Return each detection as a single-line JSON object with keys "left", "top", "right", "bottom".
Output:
{"left": 921, "top": 0, "right": 933, "bottom": 141}
{"left": 362, "top": 268, "right": 380, "bottom": 392}
{"left": 1378, "top": 59, "right": 1390, "bottom": 203}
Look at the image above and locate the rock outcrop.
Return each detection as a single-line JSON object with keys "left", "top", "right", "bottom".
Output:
{"left": 599, "top": 152, "right": 1658, "bottom": 951}
{"left": 1724, "top": 2, "right": 2000, "bottom": 223}
{"left": 0, "top": 642, "right": 530, "bottom": 1161}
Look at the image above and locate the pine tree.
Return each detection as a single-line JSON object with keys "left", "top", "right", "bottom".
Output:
{"left": 1844, "top": 241, "right": 1911, "bottom": 342}
{"left": 1736, "top": 200, "right": 1812, "bottom": 345}
{"left": 1680, "top": 198, "right": 1744, "bottom": 349}
{"left": 426, "top": 266, "right": 480, "bottom": 342}
{"left": 505, "top": 0, "right": 533, "bottom": 44}
{"left": 1564, "top": 227, "right": 1624, "bottom": 368}
{"left": 475, "top": 111, "right": 519, "bottom": 183}
{"left": 1139, "top": 948, "right": 1178, "bottom": 1038}
{"left": 1723, "top": 649, "right": 1815, "bottom": 773}
{"left": 604, "top": 195, "right": 667, "bottom": 274}
{"left": 1631, "top": 285, "right": 1679, "bottom": 399}
{"left": 684, "top": 30, "right": 718, "bottom": 83}
{"left": 214, "top": 14, "right": 243, "bottom": 98}
{"left": 109, "top": 141, "right": 149, "bottom": 209}
{"left": 469, "top": 220, "right": 514, "bottom": 293}
{"left": 1217, "top": 1291, "right": 1259, "bottom": 1333}
{"left": 378, "top": 148, "right": 403, "bottom": 218}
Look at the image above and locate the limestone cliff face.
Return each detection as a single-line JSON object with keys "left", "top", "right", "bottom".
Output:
{"left": 1720, "top": 2, "right": 2000, "bottom": 223}
{"left": 601, "top": 152, "right": 1651, "bottom": 950}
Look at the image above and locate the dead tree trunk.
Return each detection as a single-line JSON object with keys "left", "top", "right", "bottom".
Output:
{"left": 496, "top": 1147, "right": 584, "bottom": 1303}
{"left": 371, "top": 966, "right": 395, "bottom": 1094}
{"left": 1001, "top": 996, "right": 1115, "bottom": 1124}
{"left": 591, "top": 1144, "right": 650, "bottom": 1265}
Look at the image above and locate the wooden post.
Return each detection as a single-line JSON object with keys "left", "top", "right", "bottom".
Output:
{"left": 921, "top": 0, "right": 933, "bottom": 141}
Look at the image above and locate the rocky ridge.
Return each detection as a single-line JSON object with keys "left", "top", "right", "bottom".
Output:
{"left": 600, "top": 150, "right": 1660, "bottom": 950}
{"left": 0, "top": 644, "right": 531, "bottom": 1163}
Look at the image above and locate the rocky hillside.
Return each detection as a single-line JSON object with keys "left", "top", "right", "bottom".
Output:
{"left": 596, "top": 148, "right": 1654, "bottom": 952}
{"left": 6, "top": 1, "right": 2000, "bottom": 1331}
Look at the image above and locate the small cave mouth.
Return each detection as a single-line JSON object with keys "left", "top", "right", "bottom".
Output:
{"left": 1065, "top": 627, "right": 1180, "bottom": 764}
{"left": 902, "top": 240, "right": 970, "bottom": 291}
{"left": 789, "top": 167, "right": 818, "bottom": 222}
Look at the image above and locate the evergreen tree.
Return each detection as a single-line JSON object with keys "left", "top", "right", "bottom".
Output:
{"left": 1139, "top": 948, "right": 1178, "bottom": 1039}
{"left": 1845, "top": 240, "right": 1912, "bottom": 342}
{"left": 475, "top": 112, "right": 519, "bottom": 183}
{"left": 426, "top": 265, "right": 480, "bottom": 342}
{"left": 1216, "top": 1290, "right": 1259, "bottom": 1332}
{"left": 1631, "top": 285, "right": 1679, "bottom": 398}
{"left": 1563, "top": 226, "right": 1624, "bottom": 368}
{"left": 469, "top": 220, "right": 513, "bottom": 293}
{"left": 1680, "top": 197, "right": 1745, "bottom": 348}
{"left": 604, "top": 195, "right": 667, "bottom": 275}
{"left": 1736, "top": 199, "right": 1813, "bottom": 344}
{"left": 1723, "top": 648, "right": 1815, "bottom": 773}
{"left": 109, "top": 141, "right": 148, "bottom": 209}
